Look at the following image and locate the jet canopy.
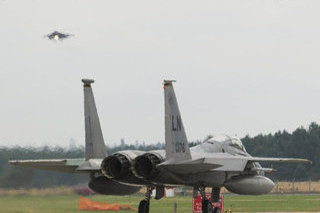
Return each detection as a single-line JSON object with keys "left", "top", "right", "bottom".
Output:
{"left": 205, "top": 135, "right": 246, "bottom": 152}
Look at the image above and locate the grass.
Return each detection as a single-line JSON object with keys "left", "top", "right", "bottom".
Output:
{"left": 1, "top": 194, "right": 320, "bottom": 212}
{"left": 224, "top": 194, "right": 320, "bottom": 212}
{"left": 272, "top": 181, "right": 320, "bottom": 193}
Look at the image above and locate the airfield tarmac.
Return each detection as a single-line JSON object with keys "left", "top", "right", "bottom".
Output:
{"left": 0, "top": 194, "right": 320, "bottom": 212}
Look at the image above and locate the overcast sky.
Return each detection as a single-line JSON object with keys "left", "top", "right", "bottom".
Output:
{"left": 1, "top": 0, "right": 320, "bottom": 147}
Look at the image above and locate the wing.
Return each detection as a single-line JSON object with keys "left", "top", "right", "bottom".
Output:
{"left": 8, "top": 158, "right": 102, "bottom": 173}
{"left": 248, "top": 157, "right": 311, "bottom": 164}
{"left": 157, "top": 155, "right": 311, "bottom": 174}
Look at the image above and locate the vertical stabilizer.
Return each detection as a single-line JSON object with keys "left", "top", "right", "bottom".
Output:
{"left": 164, "top": 80, "right": 191, "bottom": 161}
{"left": 82, "top": 79, "right": 106, "bottom": 160}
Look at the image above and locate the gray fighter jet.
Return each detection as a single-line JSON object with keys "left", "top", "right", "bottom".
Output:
{"left": 9, "top": 79, "right": 311, "bottom": 213}
{"left": 46, "top": 31, "right": 73, "bottom": 41}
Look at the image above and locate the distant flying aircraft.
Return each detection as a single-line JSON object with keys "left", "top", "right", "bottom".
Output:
{"left": 9, "top": 79, "right": 311, "bottom": 213}
{"left": 46, "top": 31, "right": 73, "bottom": 41}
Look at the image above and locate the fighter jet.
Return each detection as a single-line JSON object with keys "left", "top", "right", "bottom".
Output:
{"left": 46, "top": 31, "right": 73, "bottom": 41}
{"left": 9, "top": 79, "right": 311, "bottom": 213}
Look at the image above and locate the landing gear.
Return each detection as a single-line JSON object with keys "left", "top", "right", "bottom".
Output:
{"left": 213, "top": 207, "right": 220, "bottom": 213}
{"left": 138, "top": 185, "right": 154, "bottom": 213}
{"left": 202, "top": 199, "right": 213, "bottom": 213}
{"left": 211, "top": 187, "right": 221, "bottom": 213}
{"left": 138, "top": 200, "right": 149, "bottom": 213}
{"left": 194, "top": 186, "right": 221, "bottom": 213}
{"left": 155, "top": 185, "right": 165, "bottom": 200}
{"left": 199, "top": 186, "right": 213, "bottom": 213}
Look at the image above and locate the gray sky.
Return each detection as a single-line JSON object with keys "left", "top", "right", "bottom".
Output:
{"left": 1, "top": 0, "right": 320, "bottom": 147}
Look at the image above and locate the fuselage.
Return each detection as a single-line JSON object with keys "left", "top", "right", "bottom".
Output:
{"left": 109, "top": 135, "right": 275, "bottom": 195}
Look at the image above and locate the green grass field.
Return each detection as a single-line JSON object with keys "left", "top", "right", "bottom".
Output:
{"left": 0, "top": 194, "right": 320, "bottom": 213}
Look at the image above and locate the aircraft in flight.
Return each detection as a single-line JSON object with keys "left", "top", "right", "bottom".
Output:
{"left": 10, "top": 79, "right": 311, "bottom": 213}
{"left": 45, "top": 31, "right": 74, "bottom": 41}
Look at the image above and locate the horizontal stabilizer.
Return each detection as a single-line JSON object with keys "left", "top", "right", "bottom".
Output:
{"left": 76, "top": 159, "right": 102, "bottom": 171}
{"left": 201, "top": 155, "right": 248, "bottom": 172}
{"left": 9, "top": 159, "right": 89, "bottom": 173}
{"left": 157, "top": 158, "right": 222, "bottom": 174}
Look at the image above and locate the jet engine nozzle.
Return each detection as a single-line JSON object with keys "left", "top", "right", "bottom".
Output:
{"left": 132, "top": 153, "right": 164, "bottom": 180}
{"left": 101, "top": 154, "right": 131, "bottom": 179}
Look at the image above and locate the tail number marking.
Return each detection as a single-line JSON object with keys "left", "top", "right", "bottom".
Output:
{"left": 171, "top": 115, "right": 182, "bottom": 131}
{"left": 175, "top": 142, "right": 185, "bottom": 153}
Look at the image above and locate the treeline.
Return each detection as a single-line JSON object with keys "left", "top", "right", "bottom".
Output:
{"left": 1, "top": 123, "right": 320, "bottom": 188}
{"left": 0, "top": 146, "right": 87, "bottom": 189}
{"left": 0, "top": 143, "right": 168, "bottom": 189}
{"left": 242, "top": 122, "right": 320, "bottom": 181}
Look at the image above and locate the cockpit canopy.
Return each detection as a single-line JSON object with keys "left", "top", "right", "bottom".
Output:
{"left": 205, "top": 135, "right": 246, "bottom": 152}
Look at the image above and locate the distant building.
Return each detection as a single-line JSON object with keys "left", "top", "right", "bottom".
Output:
{"left": 152, "top": 188, "right": 175, "bottom": 198}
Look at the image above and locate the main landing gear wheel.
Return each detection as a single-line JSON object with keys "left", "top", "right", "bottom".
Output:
{"left": 211, "top": 187, "right": 221, "bottom": 213}
{"left": 138, "top": 185, "right": 154, "bottom": 213}
{"left": 195, "top": 185, "right": 222, "bottom": 213}
{"left": 213, "top": 207, "right": 221, "bottom": 213}
{"left": 202, "top": 199, "right": 213, "bottom": 213}
{"left": 198, "top": 186, "right": 213, "bottom": 213}
{"left": 138, "top": 200, "right": 149, "bottom": 213}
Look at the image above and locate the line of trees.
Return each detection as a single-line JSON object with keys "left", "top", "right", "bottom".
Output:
{"left": 1, "top": 122, "right": 320, "bottom": 188}
{"left": 242, "top": 122, "right": 320, "bottom": 181}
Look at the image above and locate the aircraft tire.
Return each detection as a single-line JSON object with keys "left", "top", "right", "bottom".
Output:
{"left": 202, "top": 200, "right": 213, "bottom": 213}
{"left": 138, "top": 200, "right": 149, "bottom": 213}
{"left": 213, "top": 207, "right": 220, "bottom": 213}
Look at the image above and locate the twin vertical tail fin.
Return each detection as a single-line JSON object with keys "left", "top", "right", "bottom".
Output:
{"left": 164, "top": 80, "right": 191, "bottom": 162}
{"left": 82, "top": 79, "right": 107, "bottom": 160}
{"left": 83, "top": 79, "right": 189, "bottom": 162}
